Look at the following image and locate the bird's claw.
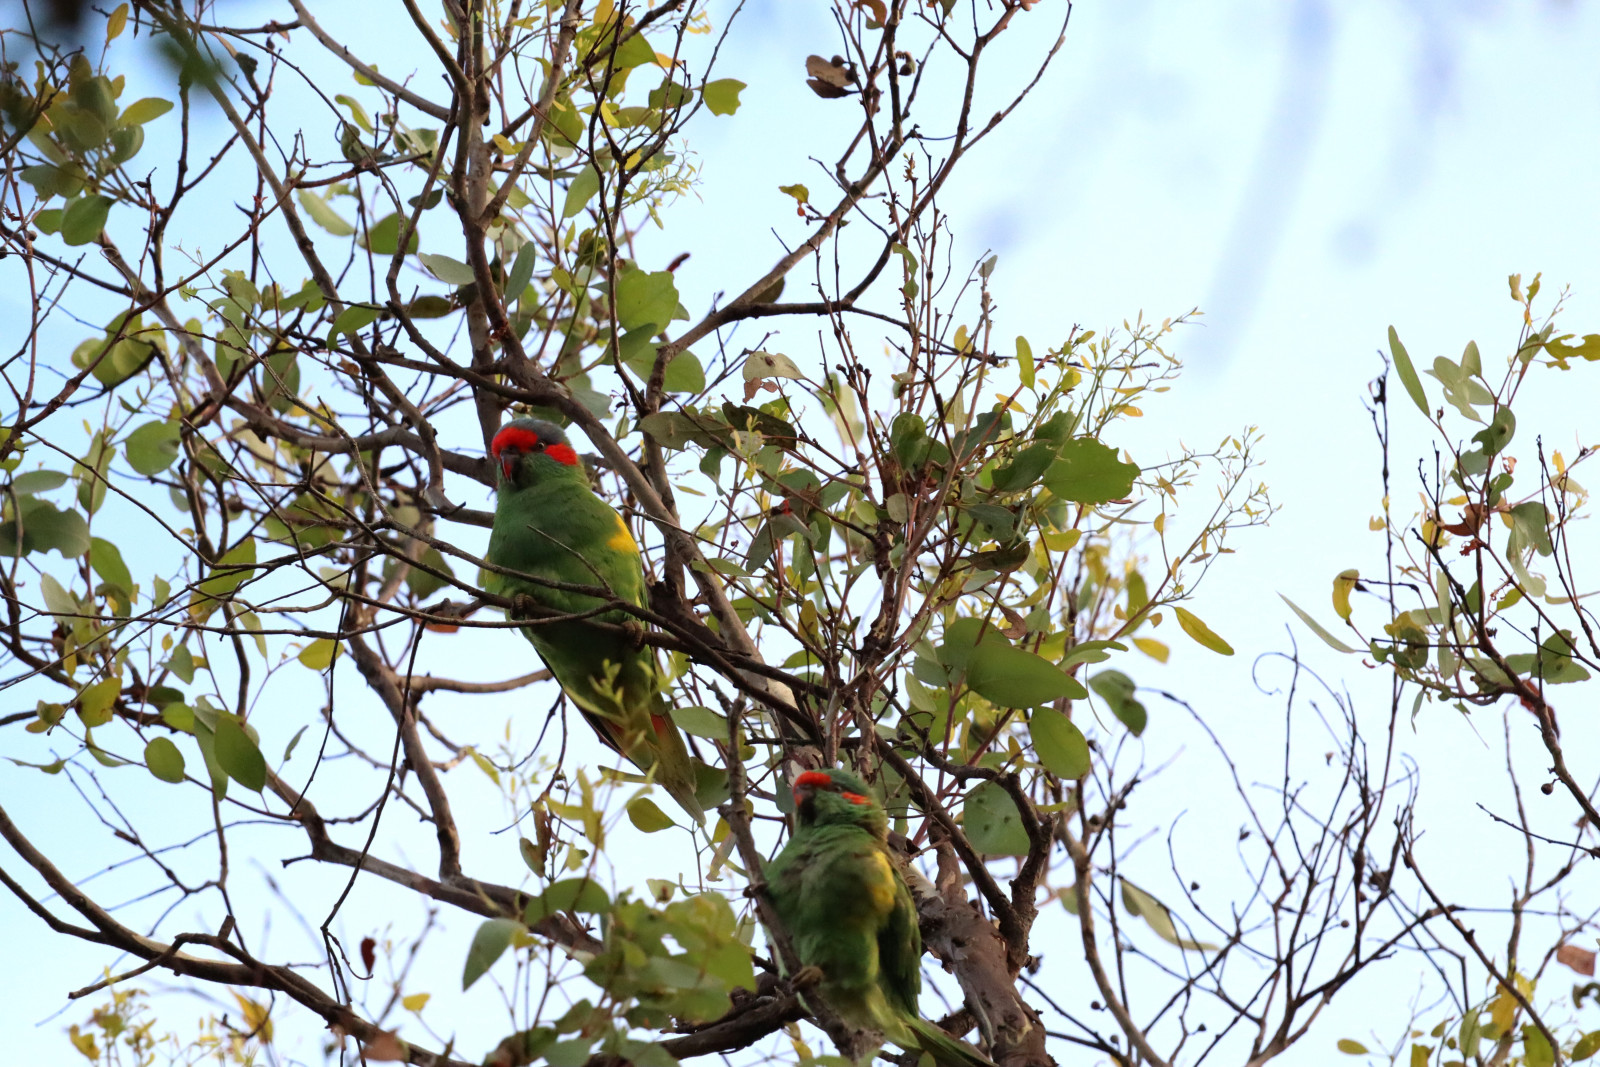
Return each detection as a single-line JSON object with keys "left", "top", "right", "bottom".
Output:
{"left": 622, "top": 618, "right": 647, "bottom": 649}
{"left": 511, "top": 593, "right": 538, "bottom": 619}
{"left": 790, "top": 965, "right": 824, "bottom": 991}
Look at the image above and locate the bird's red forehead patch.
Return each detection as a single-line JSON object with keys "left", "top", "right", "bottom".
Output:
{"left": 794, "top": 771, "right": 833, "bottom": 790}
{"left": 491, "top": 425, "right": 542, "bottom": 457}
{"left": 491, "top": 425, "right": 579, "bottom": 467}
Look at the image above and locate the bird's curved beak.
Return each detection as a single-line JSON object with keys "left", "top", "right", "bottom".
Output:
{"left": 499, "top": 453, "right": 517, "bottom": 483}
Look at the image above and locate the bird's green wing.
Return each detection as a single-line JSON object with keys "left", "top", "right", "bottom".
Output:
{"left": 878, "top": 854, "right": 923, "bottom": 1018}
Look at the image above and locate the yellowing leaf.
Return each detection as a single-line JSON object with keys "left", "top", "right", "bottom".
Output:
{"left": 627, "top": 796, "right": 675, "bottom": 833}
{"left": 106, "top": 3, "right": 128, "bottom": 40}
{"left": 1332, "top": 568, "right": 1359, "bottom": 621}
{"left": 1173, "top": 607, "right": 1234, "bottom": 656}
{"left": 76, "top": 674, "right": 120, "bottom": 727}
{"left": 401, "top": 992, "right": 431, "bottom": 1012}
{"left": 1336, "top": 1038, "right": 1369, "bottom": 1054}
{"left": 702, "top": 78, "right": 745, "bottom": 116}
{"left": 232, "top": 992, "right": 274, "bottom": 1042}
{"left": 297, "top": 637, "right": 338, "bottom": 671}
{"left": 1132, "top": 637, "right": 1168, "bottom": 663}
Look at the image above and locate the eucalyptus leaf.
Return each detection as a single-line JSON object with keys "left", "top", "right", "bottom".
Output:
{"left": 963, "top": 781, "right": 1031, "bottom": 856}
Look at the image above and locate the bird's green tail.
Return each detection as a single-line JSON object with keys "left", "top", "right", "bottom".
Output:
{"left": 903, "top": 1016, "right": 996, "bottom": 1067}
{"left": 645, "top": 699, "right": 705, "bottom": 825}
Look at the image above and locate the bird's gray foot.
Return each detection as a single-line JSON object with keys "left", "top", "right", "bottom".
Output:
{"left": 511, "top": 593, "right": 538, "bottom": 619}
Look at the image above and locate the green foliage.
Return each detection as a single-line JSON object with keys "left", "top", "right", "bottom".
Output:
{"left": 1292, "top": 282, "right": 1598, "bottom": 725}
{"left": 585, "top": 890, "right": 755, "bottom": 1027}
{"left": 963, "top": 781, "right": 1031, "bottom": 856}
{"left": 1, "top": 4, "right": 1282, "bottom": 1065}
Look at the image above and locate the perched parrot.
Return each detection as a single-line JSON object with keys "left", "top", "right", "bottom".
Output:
{"left": 484, "top": 417, "right": 703, "bottom": 823}
{"left": 765, "top": 768, "right": 995, "bottom": 1067}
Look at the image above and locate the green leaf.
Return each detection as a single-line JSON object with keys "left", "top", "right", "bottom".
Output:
{"left": 404, "top": 546, "right": 453, "bottom": 598}
{"left": 965, "top": 641, "right": 1086, "bottom": 706}
{"left": 124, "top": 419, "right": 181, "bottom": 475}
{"left": 1043, "top": 437, "right": 1139, "bottom": 504}
{"left": 1017, "top": 336, "right": 1035, "bottom": 388}
{"left": 1089, "top": 670, "right": 1146, "bottom": 736}
{"left": 462, "top": 917, "right": 521, "bottom": 990}
{"left": 990, "top": 442, "right": 1057, "bottom": 492}
{"left": 213, "top": 715, "right": 266, "bottom": 791}
{"left": 614, "top": 269, "right": 680, "bottom": 332}
{"left": 610, "top": 28, "right": 658, "bottom": 70}
{"left": 12, "top": 470, "right": 67, "bottom": 495}
{"left": 627, "top": 796, "right": 675, "bottom": 833}
{"left": 1507, "top": 500, "right": 1553, "bottom": 557}
{"left": 7, "top": 501, "right": 91, "bottom": 558}
{"left": 701, "top": 78, "right": 746, "bottom": 116}
{"left": 297, "top": 637, "right": 338, "bottom": 671}
{"left": 505, "top": 243, "right": 538, "bottom": 302}
{"left": 1387, "top": 326, "right": 1429, "bottom": 416}
{"left": 365, "top": 212, "right": 418, "bottom": 255}
{"left": 742, "top": 350, "right": 803, "bottom": 384}
{"left": 107, "top": 125, "right": 144, "bottom": 164}
{"left": 525, "top": 878, "right": 612, "bottom": 923}
{"left": 89, "top": 537, "right": 132, "bottom": 598}
{"left": 562, "top": 164, "right": 600, "bottom": 219}
{"left": 1279, "top": 594, "right": 1359, "bottom": 653}
{"left": 419, "top": 252, "right": 475, "bottom": 284}
{"left": 61, "top": 195, "right": 112, "bottom": 246}
{"left": 119, "top": 97, "right": 173, "bottom": 126}
{"left": 77, "top": 675, "right": 120, "bottom": 727}
{"left": 1523, "top": 1025, "right": 1554, "bottom": 1067}
{"left": 963, "top": 781, "right": 1031, "bottom": 856}
{"left": 328, "top": 304, "right": 381, "bottom": 344}
{"left": 1336, "top": 1038, "right": 1369, "bottom": 1055}
{"left": 144, "top": 737, "right": 185, "bottom": 783}
{"left": 296, "top": 190, "right": 355, "bottom": 236}
{"left": 1459, "top": 1009, "right": 1481, "bottom": 1059}
{"left": 1471, "top": 405, "right": 1515, "bottom": 456}
{"left": 1029, "top": 709, "right": 1090, "bottom": 778}
{"left": 1120, "top": 878, "right": 1214, "bottom": 951}
{"left": 191, "top": 538, "right": 256, "bottom": 621}
{"left": 1173, "top": 607, "right": 1234, "bottom": 656}
{"left": 39, "top": 572, "right": 78, "bottom": 617}
{"left": 1059, "top": 639, "right": 1128, "bottom": 668}
{"left": 21, "top": 163, "right": 85, "bottom": 200}
{"left": 1573, "top": 1031, "right": 1600, "bottom": 1061}
{"left": 670, "top": 705, "right": 727, "bottom": 740}
{"left": 937, "top": 616, "right": 989, "bottom": 672}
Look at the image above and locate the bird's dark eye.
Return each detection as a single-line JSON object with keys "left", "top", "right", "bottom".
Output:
{"left": 532, "top": 441, "right": 545, "bottom": 452}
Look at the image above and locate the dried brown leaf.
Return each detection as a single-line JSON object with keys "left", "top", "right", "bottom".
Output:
{"left": 805, "top": 55, "right": 855, "bottom": 90}
{"left": 1558, "top": 943, "right": 1596, "bottom": 976}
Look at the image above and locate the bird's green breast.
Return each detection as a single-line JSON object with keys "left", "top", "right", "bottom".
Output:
{"left": 768, "top": 825, "right": 911, "bottom": 1010}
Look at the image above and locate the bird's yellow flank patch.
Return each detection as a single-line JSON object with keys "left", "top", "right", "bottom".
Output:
{"left": 608, "top": 511, "right": 639, "bottom": 554}
{"left": 861, "top": 849, "right": 898, "bottom": 913}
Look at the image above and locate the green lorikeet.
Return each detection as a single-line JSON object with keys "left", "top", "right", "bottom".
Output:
{"left": 484, "top": 417, "right": 703, "bottom": 822}
{"left": 765, "top": 768, "right": 995, "bottom": 1067}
